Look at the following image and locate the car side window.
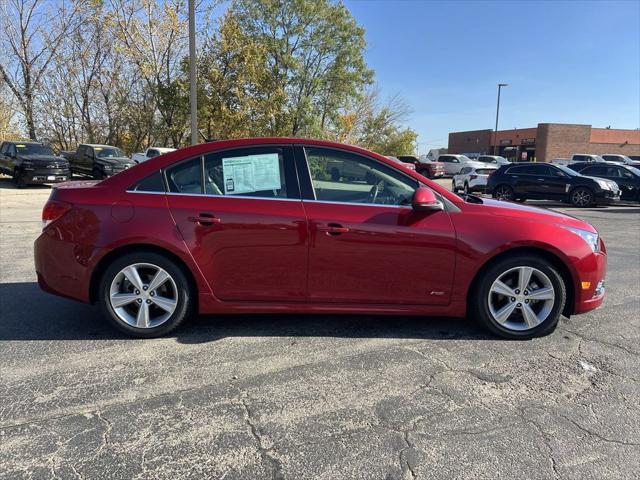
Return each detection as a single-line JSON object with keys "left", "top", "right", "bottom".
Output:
{"left": 305, "top": 147, "right": 417, "bottom": 206}
{"left": 460, "top": 167, "right": 471, "bottom": 174}
{"left": 8, "top": 144, "right": 16, "bottom": 157}
{"left": 439, "top": 156, "right": 450, "bottom": 163}
{"left": 130, "top": 171, "right": 165, "bottom": 192}
{"left": 148, "top": 149, "right": 159, "bottom": 157}
{"left": 605, "top": 167, "right": 622, "bottom": 178}
{"left": 166, "top": 157, "right": 203, "bottom": 194}
{"left": 0, "top": 143, "right": 6, "bottom": 155}
{"left": 204, "top": 147, "right": 290, "bottom": 198}
{"left": 584, "top": 166, "right": 605, "bottom": 176}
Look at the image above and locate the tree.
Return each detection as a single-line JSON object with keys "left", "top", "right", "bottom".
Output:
{"left": 225, "top": 0, "right": 374, "bottom": 137}
{"left": 0, "top": 0, "right": 83, "bottom": 140}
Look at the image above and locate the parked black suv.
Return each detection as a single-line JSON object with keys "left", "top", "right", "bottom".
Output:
{"left": 63, "top": 144, "right": 135, "bottom": 179}
{"left": 486, "top": 162, "right": 621, "bottom": 207}
{"left": 0, "top": 141, "right": 70, "bottom": 188}
{"left": 569, "top": 162, "right": 640, "bottom": 202}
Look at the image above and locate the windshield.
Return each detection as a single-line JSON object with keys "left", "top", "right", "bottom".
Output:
{"left": 95, "top": 147, "right": 124, "bottom": 158}
{"left": 555, "top": 164, "right": 580, "bottom": 176}
{"left": 15, "top": 144, "right": 54, "bottom": 156}
{"left": 459, "top": 155, "right": 473, "bottom": 162}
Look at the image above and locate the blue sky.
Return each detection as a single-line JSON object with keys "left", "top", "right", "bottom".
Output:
{"left": 344, "top": 0, "right": 640, "bottom": 153}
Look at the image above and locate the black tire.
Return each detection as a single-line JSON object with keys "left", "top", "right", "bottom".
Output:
{"left": 493, "top": 184, "right": 514, "bottom": 201}
{"left": 452, "top": 180, "right": 458, "bottom": 192}
{"left": 463, "top": 182, "right": 470, "bottom": 195}
{"left": 469, "top": 254, "right": 566, "bottom": 339}
{"left": 13, "top": 169, "right": 26, "bottom": 189}
{"left": 92, "top": 167, "right": 104, "bottom": 180}
{"left": 98, "top": 252, "right": 195, "bottom": 338}
{"left": 569, "top": 187, "right": 594, "bottom": 208}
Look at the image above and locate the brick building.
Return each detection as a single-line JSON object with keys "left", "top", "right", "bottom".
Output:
{"left": 448, "top": 123, "right": 640, "bottom": 162}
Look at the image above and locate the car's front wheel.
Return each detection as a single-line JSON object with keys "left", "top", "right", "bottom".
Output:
{"left": 569, "top": 187, "right": 594, "bottom": 207}
{"left": 98, "top": 252, "right": 194, "bottom": 338}
{"left": 470, "top": 254, "right": 566, "bottom": 339}
{"left": 13, "top": 169, "right": 26, "bottom": 189}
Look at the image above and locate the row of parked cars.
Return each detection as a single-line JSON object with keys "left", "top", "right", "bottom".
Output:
{"left": 450, "top": 156, "right": 640, "bottom": 207}
{"left": 0, "top": 140, "right": 174, "bottom": 187}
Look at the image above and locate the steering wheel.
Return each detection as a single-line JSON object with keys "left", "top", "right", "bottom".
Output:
{"left": 368, "top": 183, "right": 380, "bottom": 204}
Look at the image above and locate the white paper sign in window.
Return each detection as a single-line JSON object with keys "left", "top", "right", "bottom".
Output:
{"left": 222, "top": 153, "right": 281, "bottom": 195}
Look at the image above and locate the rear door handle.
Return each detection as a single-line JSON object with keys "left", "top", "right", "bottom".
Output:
{"left": 318, "top": 223, "right": 350, "bottom": 236}
{"left": 188, "top": 212, "right": 221, "bottom": 226}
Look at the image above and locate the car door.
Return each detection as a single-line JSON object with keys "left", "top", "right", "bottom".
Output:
{"left": 541, "top": 165, "right": 571, "bottom": 197}
{"left": 298, "top": 146, "right": 456, "bottom": 305}
{"left": 165, "top": 145, "right": 308, "bottom": 302}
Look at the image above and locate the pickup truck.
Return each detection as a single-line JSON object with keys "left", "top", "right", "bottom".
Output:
{"left": 0, "top": 140, "right": 70, "bottom": 188}
{"left": 551, "top": 154, "right": 611, "bottom": 166}
{"left": 131, "top": 147, "right": 176, "bottom": 163}
{"left": 63, "top": 144, "right": 135, "bottom": 179}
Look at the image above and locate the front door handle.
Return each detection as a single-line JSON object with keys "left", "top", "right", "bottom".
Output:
{"left": 318, "top": 223, "right": 350, "bottom": 236}
{"left": 188, "top": 212, "right": 221, "bottom": 226}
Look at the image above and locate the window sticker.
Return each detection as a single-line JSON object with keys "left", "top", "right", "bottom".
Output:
{"left": 222, "top": 153, "right": 281, "bottom": 194}
{"left": 16, "top": 144, "right": 26, "bottom": 148}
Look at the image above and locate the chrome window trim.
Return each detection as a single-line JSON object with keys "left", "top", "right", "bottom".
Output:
{"left": 302, "top": 199, "right": 413, "bottom": 210}
{"left": 125, "top": 189, "right": 302, "bottom": 202}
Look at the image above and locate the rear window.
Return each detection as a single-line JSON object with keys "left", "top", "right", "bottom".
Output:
{"left": 476, "top": 168, "right": 496, "bottom": 175}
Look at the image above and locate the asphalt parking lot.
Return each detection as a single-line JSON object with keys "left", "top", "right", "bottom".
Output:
{"left": 1, "top": 176, "right": 639, "bottom": 479}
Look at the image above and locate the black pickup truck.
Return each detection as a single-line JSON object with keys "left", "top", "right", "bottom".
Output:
{"left": 62, "top": 144, "right": 135, "bottom": 180}
{"left": 0, "top": 141, "right": 70, "bottom": 188}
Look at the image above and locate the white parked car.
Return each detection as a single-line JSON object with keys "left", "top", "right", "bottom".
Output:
{"left": 452, "top": 165, "right": 499, "bottom": 195}
{"left": 436, "top": 154, "right": 486, "bottom": 175}
{"left": 132, "top": 147, "right": 176, "bottom": 163}
{"left": 477, "top": 155, "right": 511, "bottom": 165}
{"left": 552, "top": 154, "right": 610, "bottom": 166}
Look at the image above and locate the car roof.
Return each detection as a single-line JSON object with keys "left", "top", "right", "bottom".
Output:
{"left": 83, "top": 144, "right": 120, "bottom": 148}
{"left": 6, "top": 141, "right": 42, "bottom": 145}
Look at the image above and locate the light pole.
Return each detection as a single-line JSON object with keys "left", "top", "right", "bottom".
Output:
{"left": 188, "top": 0, "right": 197, "bottom": 145}
{"left": 494, "top": 83, "right": 508, "bottom": 155}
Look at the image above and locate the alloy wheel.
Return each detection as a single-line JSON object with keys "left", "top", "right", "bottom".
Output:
{"left": 571, "top": 188, "right": 593, "bottom": 207}
{"left": 109, "top": 263, "right": 178, "bottom": 328}
{"left": 488, "top": 266, "right": 555, "bottom": 331}
{"left": 494, "top": 185, "right": 513, "bottom": 201}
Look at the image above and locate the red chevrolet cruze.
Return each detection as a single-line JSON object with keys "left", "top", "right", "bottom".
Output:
{"left": 35, "top": 138, "right": 606, "bottom": 339}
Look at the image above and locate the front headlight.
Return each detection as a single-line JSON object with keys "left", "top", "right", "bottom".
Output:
{"left": 563, "top": 226, "right": 600, "bottom": 253}
{"left": 594, "top": 179, "right": 610, "bottom": 190}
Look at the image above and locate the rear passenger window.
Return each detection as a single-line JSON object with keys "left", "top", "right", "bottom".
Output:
{"left": 130, "top": 171, "right": 165, "bottom": 192}
{"left": 166, "top": 157, "right": 203, "bottom": 194}
{"left": 204, "top": 147, "right": 289, "bottom": 198}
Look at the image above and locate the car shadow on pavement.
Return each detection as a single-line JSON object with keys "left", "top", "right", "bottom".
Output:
{"left": 0, "top": 282, "right": 492, "bottom": 342}
{"left": 0, "top": 177, "right": 52, "bottom": 190}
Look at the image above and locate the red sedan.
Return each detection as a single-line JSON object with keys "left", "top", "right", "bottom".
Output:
{"left": 35, "top": 138, "right": 606, "bottom": 339}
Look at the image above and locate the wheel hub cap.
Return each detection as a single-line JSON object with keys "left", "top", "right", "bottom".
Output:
{"left": 109, "top": 263, "right": 178, "bottom": 329}
{"left": 488, "top": 266, "right": 555, "bottom": 331}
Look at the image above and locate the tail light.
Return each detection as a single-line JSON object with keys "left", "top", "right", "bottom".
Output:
{"left": 470, "top": 175, "right": 478, "bottom": 180}
{"left": 42, "top": 200, "right": 72, "bottom": 228}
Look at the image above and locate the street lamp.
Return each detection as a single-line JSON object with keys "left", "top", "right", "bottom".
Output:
{"left": 188, "top": 0, "right": 197, "bottom": 145}
{"left": 494, "top": 83, "right": 508, "bottom": 155}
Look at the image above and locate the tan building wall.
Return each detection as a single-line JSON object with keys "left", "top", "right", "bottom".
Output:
{"left": 537, "top": 124, "right": 640, "bottom": 161}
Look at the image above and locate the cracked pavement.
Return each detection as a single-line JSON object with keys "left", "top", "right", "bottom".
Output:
{"left": 1, "top": 178, "right": 639, "bottom": 479}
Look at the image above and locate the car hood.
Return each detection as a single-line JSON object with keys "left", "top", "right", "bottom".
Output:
{"left": 20, "top": 154, "right": 68, "bottom": 165}
{"left": 477, "top": 198, "right": 596, "bottom": 232}
{"left": 96, "top": 157, "right": 134, "bottom": 166}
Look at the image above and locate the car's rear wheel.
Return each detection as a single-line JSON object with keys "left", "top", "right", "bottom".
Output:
{"left": 93, "top": 167, "right": 104, "bottom": 180}
{"left": 493, "top": 184, "right": 514, "bottom": 201}
{"left": 452, "top": 180, "right": 458, "bottom": 192}
{"left": 463, "top": 182, "right": 470, "bottom": 195}
{"left": 569, "top": 187, "right": 594, "bottom": 207}
{"left": 470, "top": 254, "right": 566, "bottom": 339}
{"left": 98, "top": 252, "right": 194, "bottom": 338}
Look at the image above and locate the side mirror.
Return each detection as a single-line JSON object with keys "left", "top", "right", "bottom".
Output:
{"left": 412, "top": 187, "right": 443, "bottom": 212}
